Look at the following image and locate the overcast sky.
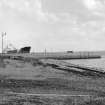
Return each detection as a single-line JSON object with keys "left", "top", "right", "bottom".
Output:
{"left": 0, "top": 0, "right": 105, "bottom": 52}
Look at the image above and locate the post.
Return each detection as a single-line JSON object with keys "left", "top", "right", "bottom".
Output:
{"left": 45, "top": 49, "right": 47, "bottom": 56}
{"left": 1, "top": 32, "right": 6, "bottom": 55}
{"left": 0, "top": 32, "right": 6, "bottom": 68}
{"left": 2, "top": 33, "right": 3, "bottom": 54}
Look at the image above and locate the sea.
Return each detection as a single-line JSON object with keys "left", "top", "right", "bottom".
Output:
{"left": 65, "top": 56, "right": 105, "bottom": 69}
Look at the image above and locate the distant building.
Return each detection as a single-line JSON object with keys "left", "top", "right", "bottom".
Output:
{"left": 4, "top": 44, "right": 17, "bottom": 54}
{"left": 7, "top": 50, "right": 17, "bottom": 54}
{"left": 18, "top": 46, "right": 31, "bottom": 53}
{"left": 5, "top": 44, "right": 31, "bottom": 54}
{"left": 67, "top": 51, "right": 73, "bottom": 53}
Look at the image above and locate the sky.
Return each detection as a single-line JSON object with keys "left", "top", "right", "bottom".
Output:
{"left": 0, "top": 0, "right": 105, "bottom": 52}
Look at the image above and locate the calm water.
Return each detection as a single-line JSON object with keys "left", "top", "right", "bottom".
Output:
{"left": 65, "top": 56, "right": 105, "bottom": 69}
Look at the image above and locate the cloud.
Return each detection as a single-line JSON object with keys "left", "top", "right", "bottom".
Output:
{"left": 1, "top": 0, "right": 41, "bottom": 12}
{"left": 83, "top": 0, "right": 99, "bottom": 10}
{"left": 0, "top": 0, "right": 78, "bottom": 24}
{"left": 0, "top": 0, "right": 59, "bottom": 22}
{"left": 82, "top": 0, "right": 105, "bottom": 16}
